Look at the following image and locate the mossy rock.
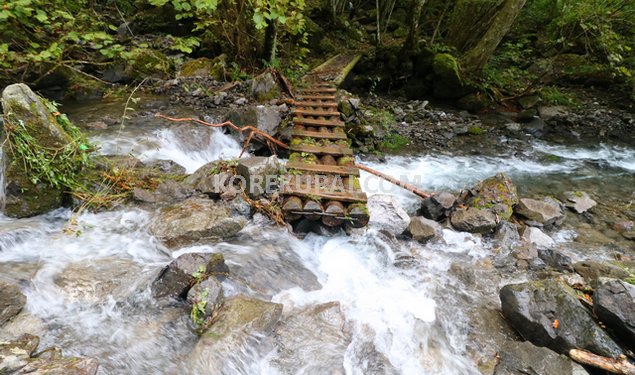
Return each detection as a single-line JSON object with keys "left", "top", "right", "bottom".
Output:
{"left": 432, "top": 53, "right": 468, "bottom": 99}
{"left": 466, "top": 173, "right": 519, "bottom": 220}
{"left": 125, "top": 49, "right": 173, "bottom": 80}
{"left": 457, "top": 92, "right": 491, "bottom": 113}
{"left": 177, "top": 55, "right": 227, "bottom": 81}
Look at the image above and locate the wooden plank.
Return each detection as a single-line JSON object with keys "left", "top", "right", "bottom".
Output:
{"left": 298, "top": 87, "right": 337, "bottom": 93}
{"left": 291, "top": 129, "right": 348, "bottom": 140}
{"left": 295, "top": 101, "right": 338, "bottom": 108}
{"left": 290, "top": 144, "right": 353, "bottom": 156}
{"left": 282, "top": 185, "right": 367, "bottom": 203}
{"left": 298, "top": 95, "right": 336, "bottom": 101}
{"left": 293, "top": 117, "right": 345, "bottom": 127}
{"left": 286, "top": 161, "right": 360, "bottom": 176}
{"left": 294, "top": 109, "right": 340, "bottom": 117}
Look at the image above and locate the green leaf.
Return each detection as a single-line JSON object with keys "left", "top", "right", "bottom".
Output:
{"left": 35, "top": 9, "right": 48, "bottom": 23}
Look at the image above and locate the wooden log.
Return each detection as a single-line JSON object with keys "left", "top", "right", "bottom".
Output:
{"left": 322, "top": 201, "right": 345, "bottom": 227}
{"left": 282, "top": 196, "right": 303, "bottom": 221}
{"left": 303, "top": 199, "right": 323, "bottom": 221}
{"left": 321, "top": 155, "right": 337, "bottom": 166}
{"left": 569, "top": 349, "right": 635, "bottom": 375}
{"left": 356, "top": 163, "right": 431, "bottom": 199}
{"left": 346, "top": 203, "right": 370, "bottom": 228}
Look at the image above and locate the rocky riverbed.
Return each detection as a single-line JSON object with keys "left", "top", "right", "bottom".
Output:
{"left": 1, "top": 80, "right": 634, "bottom": 374}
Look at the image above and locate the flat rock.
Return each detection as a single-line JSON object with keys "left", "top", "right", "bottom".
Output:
{"left": 494, "top": 340, "right": 589, "bottom": 375}
{"left": 515, "top": 197, "right": 565, "bottom": 226}
{"left": 0, "top": 282, "right": 26, "bottom": 326}
{"left": 563, "top": 191, "right": 597, "bottom": 213}
{"left": 150, "top": 197, "right": 247, "bottom": 248}
{"left": 450, "top": 207, "right": 498, "bottom": 233}
{"left": 593, "top": 279, "right": 635, "bottom": 347}
{"left": 500, "top": 279, "right": 623, "bottom": 357}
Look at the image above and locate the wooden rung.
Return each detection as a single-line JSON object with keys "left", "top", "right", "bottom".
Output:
{"left": 282, "top": 186, "right": 367, "bottom": 203}
{"left": 289, "top": 144, "right": 353, "bottom": 156}
{"left": 298, "top": 95, "right": 336, "bottom": 101}
{"left": 298, "top": 87, "right": 337, "bottom": 93}
{"left": 291, "top": 129, "right": 348, "bottom": 140}
{"left": 293, "top": 109, "right": 340, "bottom": 117}
{"left": 294, "top": 118, "right": 345, "bottom": 127}
{"left": 294, "top": 101, "right": 338, "bottom": 108}
{"left": 286, "top": 161, "right": 360, "bottom": 176}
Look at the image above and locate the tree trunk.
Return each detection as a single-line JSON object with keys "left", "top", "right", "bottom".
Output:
{"left": 263, "top": 19, "right": 278, "bottom": 64}
{"left": 446, "top": 0, "right": 502, "bottom": 53}
{"left": 403, "top": 0, "right": 427, "bottom": 51}
{"left": 457, "top": 0, "right": 527, "bottom": 72}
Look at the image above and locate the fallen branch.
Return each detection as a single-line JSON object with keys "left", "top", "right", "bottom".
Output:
{"left": 570, "top": 349, "right": 635, "bottom": 375}
{"left": 355, "top": 163, "right": 431, "bottom": 199}
{"left": 154, "top": 114, "right": 289, "bottom": 157}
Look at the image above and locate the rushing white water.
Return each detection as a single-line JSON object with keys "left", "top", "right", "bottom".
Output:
{"left": 0, "top": 121, "right": 634, "bottom": 374}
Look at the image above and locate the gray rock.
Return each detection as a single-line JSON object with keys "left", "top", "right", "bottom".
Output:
{"left": 152, "top": 252, "right": 228, "bottom": 299}
{"left": 84, "top": 121, "right": 108, "bottom": 130}
{"left": 511, "top": 246, "right": 538, "bottom": 260}
{"left": 450, "top": 208, "right": 498, "bottom": 233}
{"left": 368, "top": 195, "right": 411, "bottom": 235}
{"left": 150, "top": 197, "right": 247, "bottom": 248}
{"left": 538, "top": 248, "right": 573, "bottom": 272}
{"left": 593, "top": 279, "right": 635, "bottom": 346}
{"left": 419, "top": 192, "right": 456, "bottom": 221}
{"left": 494, "top": 340, "right": 589, "bottom": 375}
{"left": 0, "top": 282, "right": 26, "bottom": 327}
{"left": 538, "top": 106, "right": 569, "bottom": 121}
{"left": 407, "top": 216, "right": 442, "bottom": 243}
{"left": 574, "top": 261, "right": 630, "bottom": 286}
{"left": 132, "top": 180, "right": 194, "bottom": 204}
{"left": 500, "top": 279, "right": 623, "bottom": 357}
{"left": 18, "top": 357, "right": 100, "bottom": 375}
{"left": 145, "top": 159, "right": 186, "bottom": 175}
{"left": 515, "top": 197, "right": 565, "bottom": 227}
{"left": 518, "top": 95, "right": 541, "bottom": 109}
{"left": 187, "top": 278, "right": 224, "bottom": 321}
{"left": 236, "top": 156, "right": 280, "bottom": 198}
{"left": 234, "top": 97, "right": 248, "bottom": 106}
{"left": 1, "top": 84, "right": 71, "bottom": 217}
{"left": 0, "top": 333, "right": 39, "bottom": 374}
{"left": 505, "top": 122, "right": 522, "bottom": 132}
{"left": 494, "top": 221, "right": 521, "bottom": 251}
{"left": 523, "top": 116, "right": 545, "bottom": 136}
{"left": 466, "top": 173, "right": 518, "bottom": 220}
{"left": 273, "top": 302, "right": 350, "bottom": 374}
{"left": 186, "top": 296, "right": 282, "bottom": 373}
{"left": 251, "top": 72, "right": 279, "bottom": 101}
{"left": 521, "top": 226, "right": 555, "bottom": 249}
{"left": 563, "top": 191, "right": 597, "bottom": 213}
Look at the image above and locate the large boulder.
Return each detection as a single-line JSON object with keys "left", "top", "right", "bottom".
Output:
{"left": 593, "top": 279, "right": 635, "bottom": 347}
{"left": 0, "top": 282, "right": 26, "bottom": 326}
{"left": 1, "top": 84, "right": 72, "bottom": 217}
{"left": 367, "top": 195, "right": 411, "bottom": 235}
{"left": 465, "top": 173, "right": 519, "bottom": 220}
{"left": 0, "top": 333, "right": 39, "bottom": 374}
{"left": 152, "top": 252, "right": 228, "bottom": 300}
{"left": 419, "top": 192, "right": 456, "bottom": 221}
{"left": 515, "top": 198, "right": 565, "bottom": 227}
{"left": 236, "top": 156, "right": 280, "bottom": 198}
{"left": 431, "top": 53, "right": 468, "bottom": 99}
{"left": 150, "top": 197, "right": 247, "bottom": 248}
{"left": 225, "top": 105, "right": 283, "bottom": 138}
{"left": 494, "top": 340, "right": 589, "bottom": 375}
{"left": 407, "top": 216, "right": 442, "bottom": 243}
{"left": 186, "top": 296, "right": 282, "bottom": 373}
{"left": 500, "top": 279, "right": 623, "bottom": 357}
{"left": 450, "top": 207, "right": 498, "bottom": 233}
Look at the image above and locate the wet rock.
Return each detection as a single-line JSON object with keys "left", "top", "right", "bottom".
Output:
{"left": 515, "top": 197, "right": 565, "bottom": 227}
{"left": 511, "top": 245, "right": 538, "bottom": 260}
{"left": 563, "top": 191, "right": 597, "bottom": 214}
{"left": 494, "top": 221, "right": 521, "bottom": 251}
{"left": 521, "top": 226, "right": 555, "bottom": 249}
{"left": 0, "top": 282, "right": 26, "bottom": 326}
{"left": 273, "top": 302, "right": 350, "bottom": 374}
{"left": 407, "top": 216, "right": 442, "bottom": 243}
{"left": 187, "top": 278, "right": 224, "bottom": 321}
{"left": 251, "top": 72, "right": 279, "bottom": 101}
{"left": 593, "top": 279, "right": 635, "bottom": 346}
{"left": 573, "top": 261, "right": 630, "bottom": 286}
{"left": 450, "top": 207, "right": 498, "bottom": 234}
{"left": 152, "top": 252, "right": 228, "bottom": 299}
{"left": 145, "top": 159, "right": 186, "bottom": 175}
{"left": 500, "top": 279, "right": 623, "bottom": 357}
{"left": 132, "top": 180, "right": 193, "bottom": 204}
{"left": 419, "top": 192, "right": 456, "bottom": 221}
{"left": 0, "top": 333, "right": 39, "bottom": 374}
{"left": 186, "top": 296, "right": 282, "bottom": 373}
{"left": 465, "top": 173, "right": 518, "bottom": 220}
{"left": 493, "top": 340, "right": 589, "bottom": 375}
{"left": 236, "top": 156, "right": 280, "bottom": 198}
{"left": 522, "top": 116, "right": 545, "bottom": 136}
{"left": 1, "top": 83, "right": 70, "bottom": 218}
{"left": 367, "top": 195, "right": 411, "bottom": 235}
{"left": 192, "top": 172, "right": 233, "bottom": 197}
{"left": 19, "top": 357, "right": 100, "bottom": 375}
{"left": 83, "top": 121, "right": 108, "bottom": 130}
{"left": 55, "top": 259, "right": 143, "bottom": 304}
{"left": 150, "top": 197, "right": 247, "bottom": 248}
{"left": 34, "top": 346, "right": 63, "bottom": 361}
{"left": 538, "top": 106, "right": 569, "bottom": 121}
{"left": 538, "top": 248, "right": 573, "bottom": 272}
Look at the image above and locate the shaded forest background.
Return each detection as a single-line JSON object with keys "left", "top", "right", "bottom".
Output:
{"left": 0, "top": 0, "right": 633, "bottom": 107}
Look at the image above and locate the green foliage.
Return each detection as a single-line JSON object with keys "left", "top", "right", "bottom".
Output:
{"left": 379, "top": 133, "right": 409, "bottom": 151}
{"left": 190, "top": 287, "right": 209, "bottom": 326}
{"left": 540, "top": 86, "right": 580, "bottom": 106}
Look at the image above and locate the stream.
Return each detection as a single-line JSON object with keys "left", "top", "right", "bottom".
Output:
{"left": 0, "top": 102, "right": 634, "bottom": 374}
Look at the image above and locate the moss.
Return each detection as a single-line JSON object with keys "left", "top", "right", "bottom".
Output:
{"left": 432, "top": 53, "right": 462, "bottom": 83}
{"left": 178, "top": 55, "right": 227, "bottom": 80}
{"left": 337, "top": 156, "right": 355, "bottom": 166}
{"left": 379, "top": 133, "right": 409, "bottom": 151}
{"left": 468, "top": 126, "right": 486, "bottom": 135}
